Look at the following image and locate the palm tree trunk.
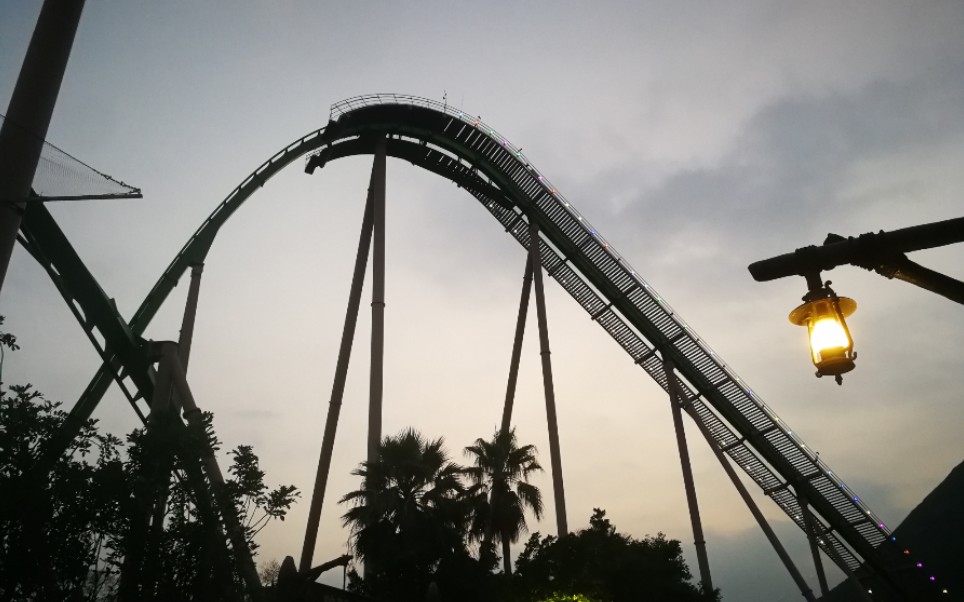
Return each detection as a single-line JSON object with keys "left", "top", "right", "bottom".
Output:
{"left": 502, "top": 537, "right": 512, "bottom": 575}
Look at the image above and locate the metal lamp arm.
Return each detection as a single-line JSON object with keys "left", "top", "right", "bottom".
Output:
{"left": 748, "top": 216, "right": 964, "bottom": 305}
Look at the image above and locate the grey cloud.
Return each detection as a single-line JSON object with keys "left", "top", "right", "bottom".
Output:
{"left": 609, "top": 67, "right": 964, "bottom": 250}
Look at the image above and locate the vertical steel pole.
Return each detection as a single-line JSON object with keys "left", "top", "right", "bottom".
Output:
{"left": 368, "top": 138, "right": 387, "bottom": 464}
{"left": 806, "top": 513, "right": 875, "bottom": 602}
{"left": 300, "top": 186, "right": 375, "bottom": 573}
{"left": 0, "top": 0, "right": 85, "bottom": 295}
{"left": 528, "top": 222, "right": 568, "bottom": 536}
{"left": 500, "top": 256, "right": 533, "bottom": 434}
{"left": 671, "top": 376, "right": 816, "bottom": 601}
{"left": 799, "top": 496, "right": 831, "bottom": 597}
{"left": 178, "top": 264, "right": 204, "bottom": 372}
{"left": 662, "top": 360, "right": 713, "bottom": 594}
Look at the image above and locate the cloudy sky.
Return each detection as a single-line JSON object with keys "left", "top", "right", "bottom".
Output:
{"left": 2, "top": 2, "right": 963, "bottom": 600}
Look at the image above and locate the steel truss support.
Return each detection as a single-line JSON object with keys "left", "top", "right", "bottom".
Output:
{"left": 667, "top": 370, "right": 817, "bottom": 602}
{"left": 529, "top": 222, "right": 568, "bottom": 537}
{"left": 300, "top": 174, "right": 375, "bottom": 573}
{"left": 500, "top": 256, "right": 533, "bottom": 433}
{"left": 662, "top": 360, "right": 713, "bottom": 594}
{"left": 18, "top": 206, "right": 258, "bottom": 597}
{"left": 20, "top": 202, "right": 152, "bottom": 476}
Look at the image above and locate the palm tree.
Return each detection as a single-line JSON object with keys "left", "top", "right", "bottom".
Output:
{"left": 464, "top": 428, "right": 544, "bottom": 575}
{"left": 340, "top": 429, "right": 467, "bottom": 579}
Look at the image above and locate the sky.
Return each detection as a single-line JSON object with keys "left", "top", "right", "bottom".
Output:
{"left": 2, "top": 2, "right": 963, "bottom": 600}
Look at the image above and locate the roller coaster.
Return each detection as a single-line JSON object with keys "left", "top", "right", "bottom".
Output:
{"left": 16, "top": 94, "right": 947, "bottom": 600}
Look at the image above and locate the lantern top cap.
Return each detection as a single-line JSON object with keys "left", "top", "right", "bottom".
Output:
{"left": 788, "top": 294, "right": 857, "bottom": 325}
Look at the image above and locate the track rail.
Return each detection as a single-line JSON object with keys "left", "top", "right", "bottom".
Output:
{"left": 311, "top": 97, "right": 896, "bottom": 575}
{"left": 24, "top": 94, "right": 935, "bottom": 597}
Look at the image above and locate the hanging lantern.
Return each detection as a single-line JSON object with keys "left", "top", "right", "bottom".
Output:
{"left": 789, "top": 282, "right": 857, "bottom": 383}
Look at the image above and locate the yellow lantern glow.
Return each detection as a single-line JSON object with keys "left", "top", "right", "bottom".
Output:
{"left": 789, "top": 291, "right": 857, "bottom": 381}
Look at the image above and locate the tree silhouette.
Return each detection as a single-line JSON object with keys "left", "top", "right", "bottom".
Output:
{"left": 513, "top": 509, "right": 717, "bottom": 602}
{"left": 340, "top": 429, "right": 469, "bottom": 600}
{"left": 0, "top": 317, "right": 297, "bottom": 600}
{"left": 464, "top": 427, "right": 544, "bottom": 575}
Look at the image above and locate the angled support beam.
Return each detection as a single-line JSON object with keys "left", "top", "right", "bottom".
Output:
{"left": 21, "top": 203, "right": 153, "bottom": 476}
{"left": 798, "top": 496, "right": 830, "bottom": 597}
{"left": 163, "top": 341, "right": 263, "bottom": 600}
{"left": 662, "top": 359, "right": 713, "bottom": 595}
{"left": 671, "top": 370, "right": 816, "bottom": 601}
{"left": 880, "top": 254, "right": 964, "bottom": 304}
{"left": 798, "top": 499, "right": 874, "bottom": 602}
{"left": 529, "top": 222, "right": 568, "bottom": 536}
{"left": 500, "top": 255, "right": 533, "bottom": 434}
{"left": 300, "top": 179, "right": 375, "bottom": 573}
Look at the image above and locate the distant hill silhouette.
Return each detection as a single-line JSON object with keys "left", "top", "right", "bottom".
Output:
{"left": 822, "top": 459, "right": 964, "bottom": 601}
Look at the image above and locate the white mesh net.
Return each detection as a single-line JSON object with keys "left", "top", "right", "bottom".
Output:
{"left": 1, "top": 113, "right": 141, "bottom": 201}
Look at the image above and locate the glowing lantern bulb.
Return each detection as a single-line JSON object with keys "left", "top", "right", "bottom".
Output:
{"left": 789, "top": 284, "right": 857, "bottom": 384}
{"left": 809, "top": 317, "right": 849, "bottom": 353}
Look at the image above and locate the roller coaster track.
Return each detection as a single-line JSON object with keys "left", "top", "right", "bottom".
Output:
{"left": 20, "top": 94, "right": 925, "bottom": 595}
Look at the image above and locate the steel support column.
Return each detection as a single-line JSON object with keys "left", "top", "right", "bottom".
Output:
{"left": 798, "top": 500, "right": 875, "bottom": 602}
{"left": 662, "top": 360, "right": 713, "bottom": 595}
{"left": 300, "top": 183, "right": 375, "bottom": 573}
{"left": 500, "top": 256, "right": 533, "bottom": 434}
{"left": 368, "top": 138, "right": 387, "bottom": 463}
{"left": 178, "top": 264, "right": 204, "bottom": 371}
{"left": 0, "top": 0, "right": 85, "bottom": 294}
{"left": 670, "top": 372, "right": 816, "bottom": 601}
{"left": 529, "top": 222, "right": 568, "bottom": 536}
{"left": 799, "top": 496, "right": 830, "bottom": 597}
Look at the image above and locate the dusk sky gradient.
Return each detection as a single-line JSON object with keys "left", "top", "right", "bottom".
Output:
{"left": 2, "top": 3, "right": 963, "bottom": 600}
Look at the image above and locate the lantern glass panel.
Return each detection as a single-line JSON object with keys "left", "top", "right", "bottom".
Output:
{"left": 809, "top": 303, "right": 850, "bottom": 361}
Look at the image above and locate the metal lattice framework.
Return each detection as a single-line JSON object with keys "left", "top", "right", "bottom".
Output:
{"left": 19, "top": 94, "right": 934, "bottom": 598}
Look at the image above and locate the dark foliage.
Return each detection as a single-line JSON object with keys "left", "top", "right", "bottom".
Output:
{"left": 0, "top": 383, "right": 126, "bottom": 601}
{"left": 340, "top": 427, "right": 715, "bottom": 602}
{"left": 512, "top": 509, "right": 719, "bottom": 602}
{"left": 340, "top": 429, "right": 490, "bottom": 602}
{"left": 0, "top": 317, "right": 297, "bottom": 601}
{"left": 464, "top": 427, "right": 544, "bottom": 575}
